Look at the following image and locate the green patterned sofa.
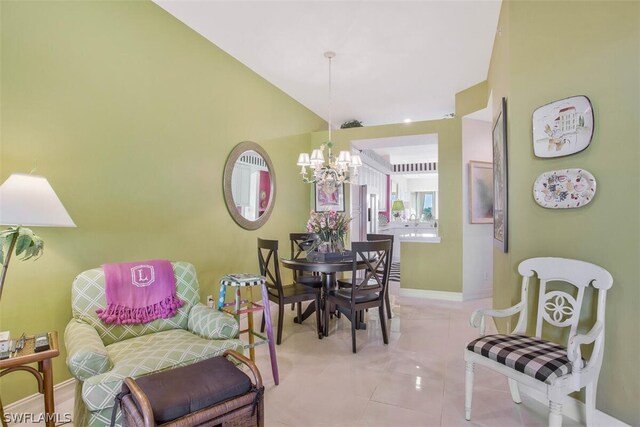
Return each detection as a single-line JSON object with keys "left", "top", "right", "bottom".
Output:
{"left": 64, "top": 261, "right": 243, "bottom": 427}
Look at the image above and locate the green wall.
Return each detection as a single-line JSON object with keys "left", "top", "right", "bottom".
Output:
{"left": 312, "top": 117, "right": 464, "bottom": 293}
{"left": 0, "top": 0, "right": 324, "bottom": 404}
{"left": 488, "top": 1, "right": 639, "bottom": 424}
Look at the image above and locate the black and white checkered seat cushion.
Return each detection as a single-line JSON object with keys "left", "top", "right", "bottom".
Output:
{"left": 466, "top": 334, "right": 584, "bottom": 384}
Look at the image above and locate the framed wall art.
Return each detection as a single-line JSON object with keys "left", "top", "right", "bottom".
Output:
{"left": 532, "top": 95, "right": 594, "bottom": 158}
{"left": 493, "top": 97, "right": 508, "bottom": 252}
{"left": 469, "top": 161, "right": 494, "bottom": 224}
{"left": 315, "top": 183, "right": 345, "bottom": 212}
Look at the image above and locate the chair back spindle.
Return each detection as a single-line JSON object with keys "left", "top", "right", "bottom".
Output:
{"left": 289, "top": 233, "right": 321, "bottom": 285}
{"left": 257, "top": 238, "right": 284, "bottom": 296}
{"left": 290, "top": 233, "right": 317, "bottom": 260}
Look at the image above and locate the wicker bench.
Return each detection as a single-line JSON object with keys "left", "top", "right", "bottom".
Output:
{"left": 116, "top": 350, "right": 264, "bottom": 427}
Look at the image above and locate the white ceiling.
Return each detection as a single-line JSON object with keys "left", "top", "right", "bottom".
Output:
{"left": 353, "top": 134, "right": 438, "bottom": 164}
{"left": 154, "top": 0, "right": 502, "bottom": 127}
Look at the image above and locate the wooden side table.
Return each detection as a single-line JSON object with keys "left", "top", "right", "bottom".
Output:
{"left": 0, "top": 331, "right": 59, "bottom": 427}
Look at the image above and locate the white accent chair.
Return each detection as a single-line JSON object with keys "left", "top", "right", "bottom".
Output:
{"left": 464, "top": 257, "right": 613, "bottom": 427}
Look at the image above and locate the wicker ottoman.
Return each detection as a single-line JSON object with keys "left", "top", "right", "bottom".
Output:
{"left": 116, "top": 350, "right": 264, "bottom": 427}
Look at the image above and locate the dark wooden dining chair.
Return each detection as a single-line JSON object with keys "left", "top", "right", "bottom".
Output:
{"left": 258, "top": 238, "right": 321, "bottom": 345}
{"left": 328, "top": 240, "right": 391, "bottom": 353}
{"left": 289, "top": 233, "right": 322, "bottom": 289}
{"left": 367, "top": 233, "right": 394, "bottom": 319}
{"left": 338, "top": 234, "right": 394, "bottom": 319}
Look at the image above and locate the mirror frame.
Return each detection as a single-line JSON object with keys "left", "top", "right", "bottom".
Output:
{"left": 223, "top": 141, "right": 276, "bottom": 230}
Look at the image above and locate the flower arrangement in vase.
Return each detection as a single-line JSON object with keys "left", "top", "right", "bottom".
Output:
{"left": 306, "top": 210, "right": 351, "bottom": 253}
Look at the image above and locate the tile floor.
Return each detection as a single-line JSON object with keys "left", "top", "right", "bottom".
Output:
{"left": 252, "top": 283, "right": 580, "bottom": 426}
{"left": 12, "top": 281, "right": 581, "bottom": 426}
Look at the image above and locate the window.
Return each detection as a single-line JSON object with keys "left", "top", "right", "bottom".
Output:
{"left": 413, "top": 191, "right": 437, "bottom": 220}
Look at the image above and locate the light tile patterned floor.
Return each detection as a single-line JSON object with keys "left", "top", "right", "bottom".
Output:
{"left": 252, "top": 283, "right": 581, "bottom": 426}
{"left": 11, "top": 281, "right": 581, "bottom": 426}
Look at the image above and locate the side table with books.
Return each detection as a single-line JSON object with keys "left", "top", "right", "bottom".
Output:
{"left": 0, "top": 331, "right": 60, "bottom": 427}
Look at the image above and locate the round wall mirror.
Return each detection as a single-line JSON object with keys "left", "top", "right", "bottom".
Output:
{"left": 223, "top": 141, "right": 276, "bottom": 230}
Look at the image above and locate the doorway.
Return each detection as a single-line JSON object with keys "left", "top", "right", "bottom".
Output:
{"left": 349, "top": 134, "right": 439, "bottom": 264}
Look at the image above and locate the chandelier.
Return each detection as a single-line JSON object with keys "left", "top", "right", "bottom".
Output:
{"left": 297, "top": 52, "right": 361, "bottom": 195}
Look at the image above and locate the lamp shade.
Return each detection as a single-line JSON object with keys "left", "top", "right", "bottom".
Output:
{"left": 296, "top": 153, "right": 311, "bottom": 166}
{"left": 310, "top": 149, "right": 324, "bottom": 165}
{"left": 391, "top": 200, "right": 405, "bottom": 212}
{"left": 0, "top": 174, "right": 76, "bottom": 227}
{"left": 336, "top": 151, "right": 351, "bottom": 165}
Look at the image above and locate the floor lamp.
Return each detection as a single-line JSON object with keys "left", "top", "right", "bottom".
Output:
{"left": 0, "top": 174, "right": 76, "bottom": 301}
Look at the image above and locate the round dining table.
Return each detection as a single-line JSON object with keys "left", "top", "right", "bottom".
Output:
{"left": 280, "top": 256, "right": 370, "bottom": 337}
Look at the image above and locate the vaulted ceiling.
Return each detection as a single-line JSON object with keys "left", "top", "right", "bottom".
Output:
{"left": 154, "top": 1, "right": 501, "bottom": 127}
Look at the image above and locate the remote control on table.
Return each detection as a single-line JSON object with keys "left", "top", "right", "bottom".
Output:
{"left": 0, "top": 342, "right": 9, "bottom": 360}
{"left": 34, "top": 333, "right": 50, "bottom": 352}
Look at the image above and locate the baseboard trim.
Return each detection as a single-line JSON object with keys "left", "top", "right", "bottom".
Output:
{"left": 519, "top": 383, "right": 630, "bottom": 427}
{"left": 399, "top": 288, "right": 463, "bottom": 301}
{"left": 463, "top": 286, "right": 492, "bottom": 301}
{"left": 4, "top": 378, "right": 76, "bottom": 413}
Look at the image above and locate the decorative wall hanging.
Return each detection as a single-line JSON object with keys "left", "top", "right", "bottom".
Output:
{"left": 315, "top": 182, "right": 345, "bottom": 212}
{"left": 533, "top": 168, "right": 596, "bottom": 209}
{"left": 493, "top": 97, "right": 508, "bottom": 252}
{"left": 532, "top": 95, "right": 594, "bottom": 158}
{"left": 469, "top": 161, "right": 494, "bottom": 224}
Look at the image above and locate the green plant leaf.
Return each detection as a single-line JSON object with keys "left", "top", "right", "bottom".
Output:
{"left": 22, "top": 245, "right": 34, "bottom": 261}
{"left": 0, "top": 227, "right": 45, "bottom": 262}
{"left": 15, "top": 234, "right": 32, "bottom": 256}
{"left": 22, "top": 238, "right": 37, "bottom": 260}
{"left": 0, "top": 227, "right": 18, "bottom": 239}
{"left": 19, "top": 227, "right": 35, "bottom": 239}
{"left": 34, "top": 240, "right": 45, "bottom": 259}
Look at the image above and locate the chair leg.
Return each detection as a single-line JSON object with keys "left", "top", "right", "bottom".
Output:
{"left": 585, "top": 378, "right": 598, "bottom": 427}
{"left": 507, "top": 378, "right": 522, "bottom": 404}
{"left": 297, "top": 302, "right": 303, "bottom": 324}
{"left": 315, "top": 295, "right": 322, "bottom": 339}
{"left": 276, "top": 304, "right": 284, "bottom": 345}
{"left": 385, "top": 291, "right": 392, "bottom": 319}
{"left": 464, "top": 361, "right": 474, "bottom": 421}
{"left": 379, "top": 305, "right": 389, "bottom": 344}
{"left": 324, "top": 298, "right": 330, "bottom": 337}
{"left": 351, "top": 312, "right": 357, "bottom": 353}
{"left": 549, "top": 401, "right": 563, "bottom": 427}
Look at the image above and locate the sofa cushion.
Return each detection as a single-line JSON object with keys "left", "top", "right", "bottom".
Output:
{"left": 71, "top": 261, "right": 200, "bottom": 345}
{"left": 82, "top": 329, "right": 244, "bottom": 412}
{"left": 466, "top": 334, "right": 584, "bottom": 384}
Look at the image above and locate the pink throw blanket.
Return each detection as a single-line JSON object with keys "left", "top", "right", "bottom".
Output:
{"left": 96, "top": 260, "right": 184, "bottom": 325}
